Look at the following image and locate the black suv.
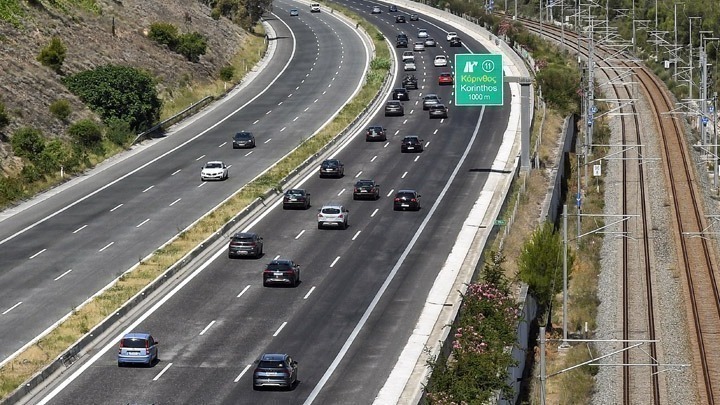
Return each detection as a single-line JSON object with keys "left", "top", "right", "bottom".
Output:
{"left": 366, "top": 126, "right": 387, "bottom": 142}
{"left": 402, "top": 74, "right": 418, "bottom": 90}
{"left": 385, "top": 100, "right": 405, "bottom": 116}
{"left": 396, "top": 34, "right": 408, "bottom": 48}
{"left": 319, "top": 159, "right": 344, "bottom": 178}
{"left": 409, "top": 13, "right": 419, "bottom": 21}
{"left": 232, "top": 131, "right": 256, "bottom": 148}
{"left": 353, "top": 179, "right": 381, "bottom": 200}
{"left": 400, "top": 136, "right": 424, "bottom": 153}
{"left": 228, "top": 232, "right": 264, "bottom": 258}
{"left": 283, "top": 189, "right": 311, "bottom": 209}
{"left": 429, "top": 104, "right": 448, "bottom": 119}
{"left": 389, "top": 4, "right": 398, "bottom": 12}
{"left": 395, "top": 15, "right": 406, "bottom": 23}
{"left": 393, "top": 190, "right": 421, "bottom": 211}
{"left": 449, "top": 37, "right": 462, "bottom": 47}
{"left": 392, "top": 88, "right": 410, "bottom": 101}
{"left": 263, "top": 259, "right": 301, "bottom": 287}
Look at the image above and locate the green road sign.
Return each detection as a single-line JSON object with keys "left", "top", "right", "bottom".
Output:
{"left": 454, "top": 54, "right": 504, "bottom": 106}
{"left": 494, "top": 219, "right": 507, "bottom": 226}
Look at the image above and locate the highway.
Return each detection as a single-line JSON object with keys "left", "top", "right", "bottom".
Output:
{"left": 22, "top": 1, "right": 516, "bottom": 404}
{"left": 0, "top": 6, "right": 369, "bottom": 362}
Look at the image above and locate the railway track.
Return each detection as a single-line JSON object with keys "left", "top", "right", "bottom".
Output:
{"left": 514, "top": 15, "right": 720, "bottom": 404}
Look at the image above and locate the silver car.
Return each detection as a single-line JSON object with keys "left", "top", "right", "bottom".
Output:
{"left": 253, "top": 353, "right": 298, "bottom": 390}
{"left": 117, "top": 332, "right": 159, "bottom": 367}
{"left": 317, "top": 204, "right": 349, "bottom": 229}
{"left": 418, "top": 28, "right": 428, "bottom": 38}
{"left": 413, "top": 42, "right": 425, "bottom": 52}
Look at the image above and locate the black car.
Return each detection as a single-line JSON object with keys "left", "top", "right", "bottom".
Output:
{"left": 319, "top": 159, "right": 344, "bottom": 178}
{"left": 232, "top": 131, "right": 256, "bottom": 148}
{"left": 400, "top": 136, "right": 424, "bottom": 153}
{"left": 283, "top": 189, "right": 311, "bottom": 209}
{"left": 429, "top": 104, "right": 448, "bottom": 119}
{"left": 449, "top": 37, "right": 462, "bottom": 47}
{"left": 353, "top": 179, "right": 381, "bottom": 200}
{"left": 228, "top": 232, "right": 263, "bottom": 259}
{"left": 389, "top": 4, "right": 398, "bottom": 12}
{"left": 395, "top": 15, "right": 406, "bottom": 23}
{"left": 402, "top": 75, "right": 418, "bottom": 90}
{"left": 384, "top": 100, "right": 405, "bottom": 116}
{"left": 366, "top": 125, "right": 387, "bottom": 141}
{"left": 263, "top": 259, "right": 301, "bottom": 287}
{"left": 253, "top": 353, "right": 298, "bottom": 390}
{"left": 396, "top": 33, "right": 408, "bottom": 48}
{"left": 392, "top": 88, "right": 410, "bottom": 101}
{"left": 409, "top": 13, "right": 419, "bottom": 21}
{"left": 393, "top": 189, "right": 421, "bottom": 211}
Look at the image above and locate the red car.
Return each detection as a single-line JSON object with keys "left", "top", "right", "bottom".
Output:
{"left": 438, "top": 72, "right": 454, "bottom": 85}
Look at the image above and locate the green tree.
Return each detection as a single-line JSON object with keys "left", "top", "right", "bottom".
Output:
{"left": 536, "top": 64, "right": 581, "bottom": 113}
{"left": 517, "top": 222, "right": 573, "bottom": 312}
{"left": 147, "top": 22, "right": 179, "bottom": 49}
{"left": 37, "top": 36, "right": 66, "bottom": 74}
{"left": 175, "top": 32, "right": 207, "bottom": 62}
{"left": 63, "top": 64, "right": 161, "bottom": 131}
{"left": 11, "top": 127, "right": 45, "bottom": 160}
{"left": 68, "top": 119, "right": 103, "bottom": 150}
{"left": 49, "top": 99, "right": 72, "bottom": 121}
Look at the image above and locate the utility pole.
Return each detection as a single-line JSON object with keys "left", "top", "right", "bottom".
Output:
{"left": 562, "top": 205, "right": 570, "bottom": 348}
{"left": 689, "top": 17, "right": 702, "bottom": 100}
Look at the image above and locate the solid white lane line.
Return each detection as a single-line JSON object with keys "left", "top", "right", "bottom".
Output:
{"left": 2, "top": 302, "right": 22, "bottom": 315}
{"left": 371, "top": 156, "right": 377, "bottom": 162}
{"left": 54, "top": 269, "right": 72, "bottom": 281}
{"left": 245, "top": 151, "right": 253, "bottom": 157}
{"left": 355, "top": 171, "right": 362, "bottom": 178}
{"left": 337, "top": 189, "right": 345, "bottom": 196}
{"left": 253, "top": 119, "right": 259, "bottom": 125}
{"left": 234, "top": 365, "right": 252, "bottom": 383}
{"left": 330, "top": 256, "right": 340, "bottom": 267}
{"left": 199, "top": 320, "right": 216, "bottom": 336}
{"left": 401, "top": 171, "right": 408, "bottom": 179}
{"left": 98, "top": 242, "right": 114, "bottom": 252}
{"left": 110, "top": 204, "right": 123, "bottom": 212}
{"left": 29, "top": 249, "right": 47, "bottom": 259}
{"left": 169, "top": 198, "right": 181, "bottom": 207}
{"left": 171, "top": 169, "right": 181, "bottom": 176}
{"left": 136, "top": 219, "right": 150, "bottom": 228}
{"left": 273, "top": 322, "right": 287, "bottom": 337}
{"left": 371, "top": 208, "right": 379, "bottom": 218}
{"left": 352, "top": 231, "right": 361, "bottom": 241}
{"left": 304, "top": 286, "right": 316, "bottom": 300}
{"left": 295, "top": 230, "right": 306, "bottom": 240}
{"left": 153, "top": 363, "right": 173, "bottom": 381}
{"left": 218, "top": 142, "right": 227, "bottom": 148}
{"left": 195, "top": 155, "right": 205, "bottom": 161}
{"left": 386, "top": 189, "right": 394, "bottom": 197}
{"left": 236, "top": 285, "right": 251, "bottom": 298}
{"left": 72, "top": 225, "right": 88, "bottom": 234}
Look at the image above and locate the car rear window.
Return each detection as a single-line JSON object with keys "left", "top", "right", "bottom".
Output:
{"left": 267, "top": 263, "right": 290, "bottom": 271}
{"left": 322, "top": 208, "right": 341, "bottom": 214}
{"left": 398, "top": 192, "right": 415, "bottom": 198}
{"left": 286, "top": 190, "right": 303, "bottom": 195}
{"left": 258, "top": 360, "right": 285, "bottom": 368}
{"left": 356, "top": 181, "right": 373, "bottom": 187}
{"left": 234, "top": 133, "right": 251, "bottom": 140}
{"left": 121, "top": 338, "right": 147, "bottom": 348}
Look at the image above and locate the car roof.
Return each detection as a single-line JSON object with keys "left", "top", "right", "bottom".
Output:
{"left": 268, "top": 259, "right": 293, "bottom": 265}
{"left": 435, "top": 55, "right": 446, "bottom": 59}
{"left": 286, "top": 188, "right": 305, "bottom": 193}
{"left": 205, "top": 160, "right": 223, "bottom": 165}
{"left": 387, "top": 100, "right": 401, "bottom": 104}
{"left": 430, "top": 104, "right": 446, "bottom": 108}
{"left": 356, "top": 179, "right": 374, "bottom": 183}
{"left": 397, "top": 189, "right": 417, "bottom": 194}
{"left": 233, "top": 232, "right": 257, "bottom": 238}
{"left": 321, "top": 203, "right": 344, "bottom": 209}
{"left": 323, "top": 159, "right": 340, "bottom": 163}
{"left": 260, "top": 353, "right": 288, "bottom": 361}
{"left": 403, "top": 135, "right": 421, "bottom": 139}
{"left": 123, "top": 332, "right": 151, "bottom": 339}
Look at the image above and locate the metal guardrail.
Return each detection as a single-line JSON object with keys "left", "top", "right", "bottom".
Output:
{"left": 131, "top": 95, "right": 214, "bottom": 145}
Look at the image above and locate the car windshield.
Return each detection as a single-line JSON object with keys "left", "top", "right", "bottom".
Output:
{"left": 356, "top": 181, "right": 373, "bottom": 187}
{"left": 232, "top": 237, "right": 253, "bottom": 243}
{"left": 404, "top": 138, "right": 419, "bottom": 144}
{"left": 322, "top": 161, "right": 338, "bottom": 167}
{"left": 321, "top": 208, "right": 341, "bottom": 214}
{"left": 388, "top": 101, "right": 400, "bottom": 106}
{"left": 121, "top": 338, "right": 147, "bottom": 348}
{"left": 206, "top": 163, "right": 222, "bottom": 169}
{"left": 286, "top": 189, "right": 303, "bottom": 196}
{"left": 234, "top": 133, "right": 251, "bottom": 140}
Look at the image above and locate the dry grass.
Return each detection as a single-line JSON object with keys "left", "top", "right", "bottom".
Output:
{"left": 0, "top": 13, "right": 389, "bottom": 401}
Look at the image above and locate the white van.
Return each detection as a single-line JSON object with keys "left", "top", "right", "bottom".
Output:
{"left": 310, "top": 3, "right": 321, "bottom": 12}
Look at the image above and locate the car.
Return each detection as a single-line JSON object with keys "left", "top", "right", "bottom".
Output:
{"left": 353, "top": 179, "right": 380, "bottom": 200}
{"left": 409, "top": 13, "right": 419, "bottom": 21}
{"left": 396, "top": 33, "right": 408, "bottom": 48}
{"left": 446, "top": 31, "right": 458, "bottom": 41}
{"left": 117, "top": 332, "right": 159, "bottom": 367}
{"left": 429, "top": 104, "right": 449, "bottom": 119}
{"left": 402, "top": 50, "right": 414, "bottom": 62}
{"left": 438, "top": 72, "right": 454, "bottom": 85}
{"left": 232, "top": 131, "right": 255, "bottom": 148}
{"left": 385, "top": 100, "right": 405, "bottom": 116}
{"left": 393, "top": 88, "right": 410, "bottom": 101}
{"left": 395, "top": 15, "right": 406, "bottom": 23}
{"left": 253, "top": 353, "right": 298, "bottom": 390}
{"left": 422, "top": 94, "right": 441, "bottom": 110}
{"left": 371, "top": 6, "right": 381, "bottom": 14}
{"left": 400, "top": 135, "right": 424, "bottom": 153}
{"left": 403, "top": 61, "right": 416, "bottom": 71}
{"left": 402, "top": 74, "right": 418, "bottom": 90}
{"left": 200, "top": 161, "right": 228, "bottom": 181}
{"left": 424, "top": 38, "right": 436, "bottom": 47}
{"left": 413, "top": 42, "right": 425, "bottom": 52}
{"left": 263, "top": 259, "right": 300, "bottom": 286}
{"left": 366, "top": 125, "right": 387, "bottom": 141}
{"left": 417, "top": 29, "right": 428, "bottom": 38}
{"left": 310, "top": 3, "right": 321, "bottom": 12}
{"left": 433, "top": 55, "right": 448, "bottom": 67}
{"left": 449, "top": 37, "right": 462, "bottom": 47}
{"left": 319, "top": 159, "right": 344, "bottom": 178}
{"left": 282, "top": 189, "right": 311, "bottom": 209}
{"left": 393, "top": 189, "right": 421, "bottom": 211}
{"left": 290, "top": 8, "right": 299, "bottom": 16}
{"left": 389, "top": 4, "right": 398, "bottom": 12}
{"left": 228, "top": 232, "right": 264, "bottom": 258}
{"left": 317, "top": 204, "right": 349, "bottom": 229}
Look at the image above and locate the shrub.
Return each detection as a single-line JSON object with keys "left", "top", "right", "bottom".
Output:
{"left": 35, "top": 139, "right": 71, "bottom": 174}
{"left": 175, "top": 32, "right": 207, "bottom": 62}
{"left": 105, "top": 117, "right": 133, "bottom": 146}
{"left": 210, "top": 8, "right": 222, "bottom": 20}
{"left": 68, "top": 119, "right": 103, "bottom": 150}
{"left": 370, "top": 57, "right": 391, "bottom": 70}
{"left": 10, "top": 127, "right": 45, "bottom": 160}
{"left": 147, "top": 22, "right": 179, "bottom": 49}
{"left": 49, "top": 99, "right": 72, "bottom": 121}
{"left": 535, "top": 64, "right": 581, "bottom": 114}
{"left": 0, "top": 176, "right": 24, "bottom": 205}
{"left": 37, "top": 36, "right": 66, "bottom": 74}
{"left": 21, "top": 164, "right": 42, "bottom": 183}
{"left": 219, "top": 65, "right": 235, "bottom": 82}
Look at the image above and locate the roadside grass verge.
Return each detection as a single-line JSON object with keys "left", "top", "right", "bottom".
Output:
{"left": 0, "top": 13, "right": 388, "bottom": 401}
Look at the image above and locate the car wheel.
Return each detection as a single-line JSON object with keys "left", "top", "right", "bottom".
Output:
{"left": 353, "top": 194, "right": 358, "bottom": 200}
{"left": 228, "top": 253, "right": 234, "bottom": 259}
{"left": 117, "top": 361, "right": 123, "bottom": 367}
{"left": 343, "top": 221, "right": 348, "bottom": 230}
{"left": 318, "top": 222, "right": 323, "bottom": 229}
{"left": 394, "top": 206, "right": 399, "bottom": 211}
{"left": 263, "top": 280, "right": 269, "bottom": 287}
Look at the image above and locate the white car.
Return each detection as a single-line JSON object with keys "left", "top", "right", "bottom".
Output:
{"left": 413, "top": 42, "right": 425, "bottom": 52}
{"left": 433, "top": 55, "right": 448, "bottom": 67}
{"left": 371, "top": 6, "right": 381, "bottom": 14}
{"left": 417, "top": 29, "right": 428, "bottom": 38}
{"left": 317, "top": 204, "right": 349, "bottom": 229}
{"left": 402, "top": 51, "right": 415, "bottom": 62}
{"left": 200, "top": 161, "right": 229, "bottom": 181}
{"left": 446, "top": 31, "right": 458, "bottom": 41}
{"left": 310, "top": 3, "right": 321, "bottom": 12}
{"left": 404, "top": 61, "right": 416, "bottom": 71}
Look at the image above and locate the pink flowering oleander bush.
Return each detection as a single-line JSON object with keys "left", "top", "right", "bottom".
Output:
{"left": 425, "top": 254, "right": 521, "bottom": 404}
